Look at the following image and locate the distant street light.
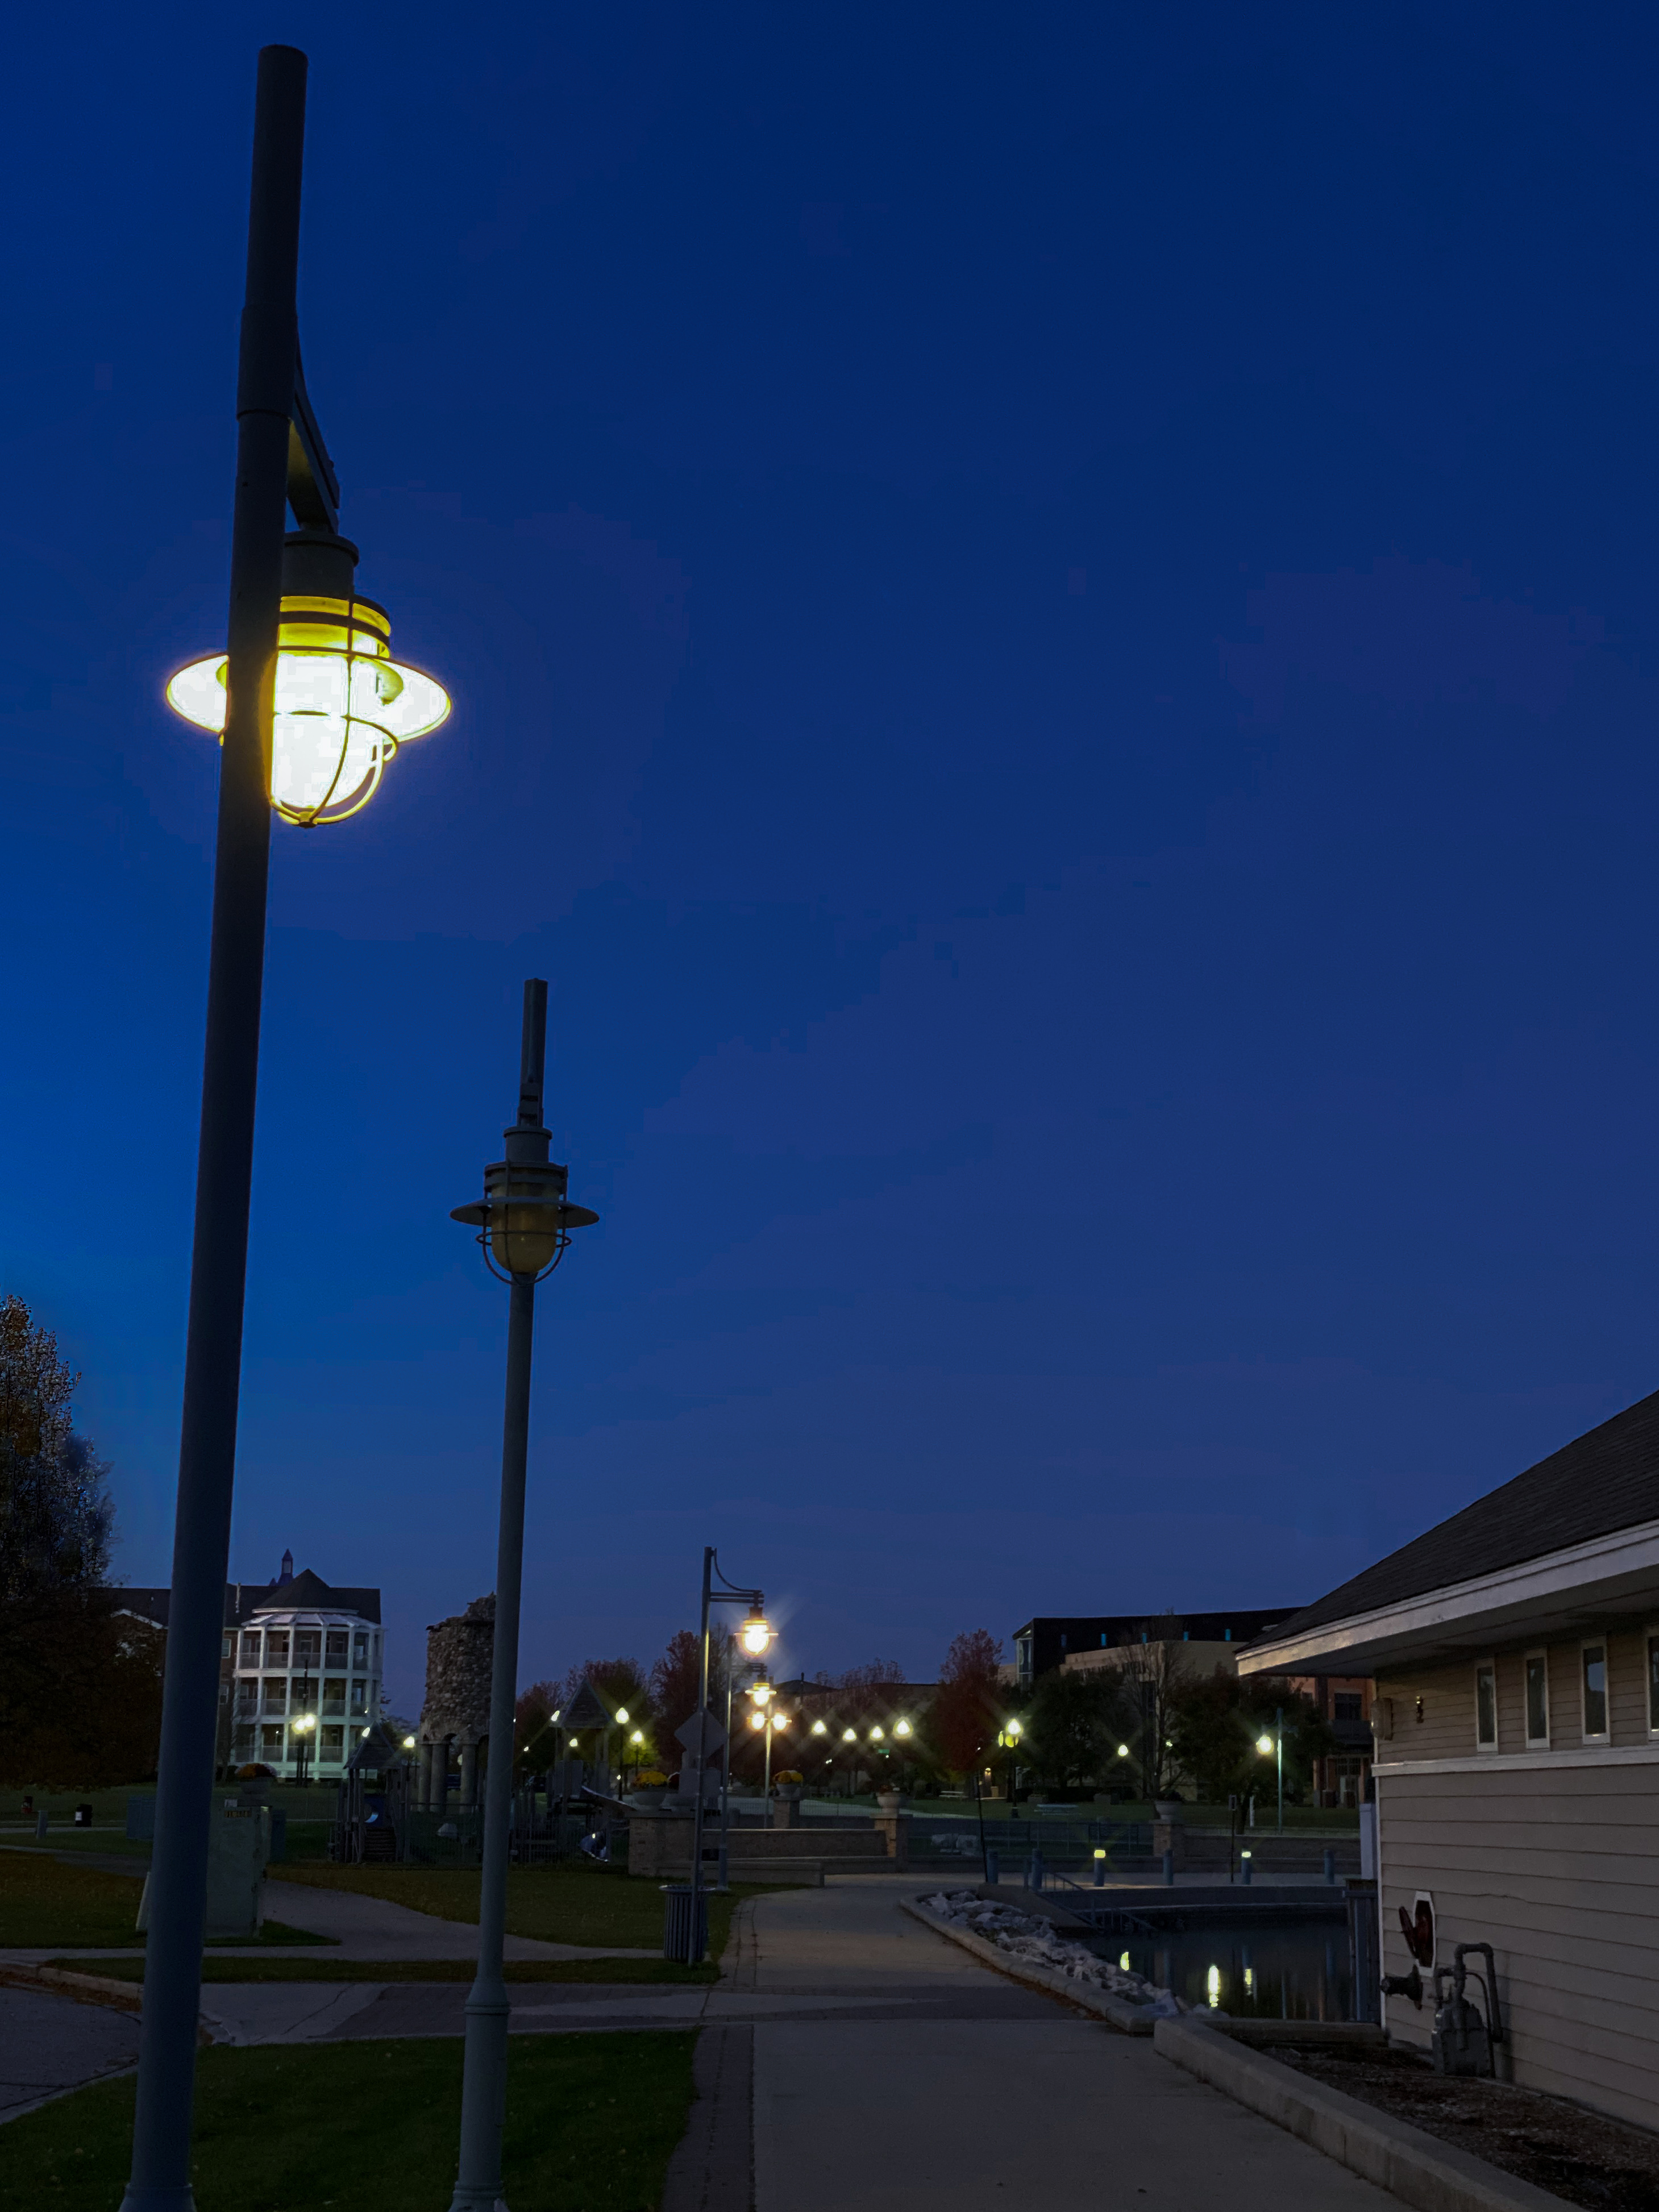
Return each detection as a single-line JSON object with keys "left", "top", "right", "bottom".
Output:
{"left": 292, "top": 1712, "right": 317, "bottom": 1789}
{"left": 680, "top": 1551, "right": 771, "bottom": 1950}
{"left": 445, "top": 980, "right": 597, "bottom": 2212}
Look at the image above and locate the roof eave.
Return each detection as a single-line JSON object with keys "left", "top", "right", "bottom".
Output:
{"left": 1238, "top": 1513, "right": 1659, "bottom": 1677}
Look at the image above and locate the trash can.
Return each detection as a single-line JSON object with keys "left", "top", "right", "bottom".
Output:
{"left": 663, "top": 1882, "right": 708, "bottom": 1965}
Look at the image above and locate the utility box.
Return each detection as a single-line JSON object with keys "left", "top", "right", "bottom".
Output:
{"left": 136, "top": 1807, "right": 269, "bottom": 1940}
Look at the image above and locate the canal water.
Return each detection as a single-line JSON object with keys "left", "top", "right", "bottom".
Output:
{"left": 1094, "top": 1915, "right": 1352, "bottom": 2020}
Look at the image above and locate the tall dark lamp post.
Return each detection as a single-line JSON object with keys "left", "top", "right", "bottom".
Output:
{"left": 122, "top": 45, "right": 451, "bottom": 2212}
{"left": 446, "top": 978, "right": 597, "bottom": 2212}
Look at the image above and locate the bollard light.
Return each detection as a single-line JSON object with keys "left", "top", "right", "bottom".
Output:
{"left": 167, "top": 531, "right": 450, "bottom": 825}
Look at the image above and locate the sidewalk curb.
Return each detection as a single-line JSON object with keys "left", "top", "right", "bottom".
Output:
{"left": 0, "top": 1961, "right": 143, "bottom": 2014}
{"left": 1154, "top": 2019, "right": 1573, "bottom": 2212}
{"left": 2, "top": 1960, "right": 217, "bottom": 2044}
{"left": 898, "top": 1899, "right": 1159, "bottom": 2033}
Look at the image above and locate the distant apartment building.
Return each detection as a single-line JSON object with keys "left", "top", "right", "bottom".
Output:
{"left": 115, "top": 1550, "right": 382, "bottom": 1782}
{"left": 1014, "top": 1609, "right": 1296, "bottom": 1687}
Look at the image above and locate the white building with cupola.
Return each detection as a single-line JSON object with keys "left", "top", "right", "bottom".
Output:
{"left": 115, "top": 1550, "right": 384, "bottom": 1781}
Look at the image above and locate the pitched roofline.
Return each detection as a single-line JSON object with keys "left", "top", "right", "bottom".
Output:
{"left": 1238, "top": 1510, "right": 1659, "bottom": 1676}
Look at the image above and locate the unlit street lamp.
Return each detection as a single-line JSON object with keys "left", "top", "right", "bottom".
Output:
{"left": 444, "top": 978, "right": 597, "bottom": 2211}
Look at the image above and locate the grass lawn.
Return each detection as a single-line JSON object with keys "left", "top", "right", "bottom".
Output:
{"left": 48, "top": 1953, "right": 717, "bottom": 1984}
{"left": 0, "top": 1857, "right": 330, "bottom": 1949}
{"left": 0, "top": 2032, "right": 696, "bottom": 2212}
{"left": 275, "top": 1859, "right": 763, "bottom": 1954}
{"left": 0, "top": 1853, "right": 145, "bottom": 1946}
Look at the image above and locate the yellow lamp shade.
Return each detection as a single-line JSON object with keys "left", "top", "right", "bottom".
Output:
{"left": 164, "top": 531, "right": 450, "bottom": 827}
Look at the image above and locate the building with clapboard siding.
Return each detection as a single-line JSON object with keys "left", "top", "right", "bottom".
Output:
{"left": 1240, "top": 1387, "right": 1659, "bottom": 2130}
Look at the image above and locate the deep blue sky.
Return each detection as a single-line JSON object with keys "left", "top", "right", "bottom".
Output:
{"left": 5, "top": 3, "right": 1659, "bottom": 1716}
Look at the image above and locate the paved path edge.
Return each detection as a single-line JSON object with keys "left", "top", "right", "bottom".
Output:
{"left": 896, "top": 1899, "right": 1157, "bottom": 2033}
{"left": 1154, "top": 2019, "right": 1574, "bottom": 2212}
{"left": 1, "top": 1962, "right": 142, "bottom": 2015}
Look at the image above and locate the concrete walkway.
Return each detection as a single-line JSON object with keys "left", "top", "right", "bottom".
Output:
{"left": 5, "top": 1872, "right": 1408, "bottom": 2210}
{"left": 0, "top": 1981, "right": 140, "bottom": 2122}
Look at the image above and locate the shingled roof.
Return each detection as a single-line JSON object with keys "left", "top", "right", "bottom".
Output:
{"left": 111, "top": 1571, "right": 380, "bottom": 1629}
{"left": 1267, "top": 1387, "right": 1659, "bottom": 1641}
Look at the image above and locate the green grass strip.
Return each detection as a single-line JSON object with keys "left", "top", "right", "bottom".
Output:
{"left": 0, "top": 2031, "right": 697, "bottom": 2211}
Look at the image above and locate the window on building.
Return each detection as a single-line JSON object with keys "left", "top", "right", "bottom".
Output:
{"left": 354, "top": 1631, "right": 369, "bottom": 1669}
{"left": 1648, "top": 1633, "right": 1659, "bottom": 1735}
{"left": 240, "top": 1631, "right": 261, "bottom": 1666}
{"left": 263, "top": 1677, "right": 287, "bottom": 1715}
{"left": 1582, "top": 1642, "right": 1609, "bottom": 1740}
{"left": 323, "top": 1677, "right": 347, "bottom": 1717}
{"left": 235, "top": 1679, "right": 258, "bottom": 1714}
{"left": 265, "top": 1631, "right": 289, "bottom": 1667}
{"left": 1525, "top": 1652, "right": 1550, "bottom": 1745}
{"left": 326, "top": 1629, "right": 348, "bottom": 1662}
{"left": 232, "top": 1724, "right": 255, "bottom": 1756}
{"left": 1333, "top": 1692, "right": 1363, "bottom": 1723}
{"left": 295, "top": 1630, "right": 320, "bottom": 1666}
{"left": 260, "top": 1724, "right": 284, "bottom": 1755}
{"left": 222, "top": 1631, "right": 234, "bottom": 1660}
{"left": 321, "top": 1725, "right": 345, "bottom": 1759}
{"left": 350, "top": 1678, "right": 368, "bottom": 1715}
{"left": 1015, "top": 1636, "right": 1033, "bottom": 1684}
{"left": 1475, "top": 1662, "right": 1497, "bottom": 1748}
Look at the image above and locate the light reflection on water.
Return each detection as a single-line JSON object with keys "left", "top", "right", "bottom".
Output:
{"left": 1096, "top": 1915, "right": 1350, "bottom": 2020}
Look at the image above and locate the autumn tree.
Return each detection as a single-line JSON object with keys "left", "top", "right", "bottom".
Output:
{"left": 1024, "top": 1667, "right": 1117, "bottom": 1787}
{"left": 650, "top": 1630, "right": 702, "bottom": 1745}
{"left": 931, "top": 1629, "right": 1005, "bottom": 1778}
{"left": 0, "top": 1295, "right": 160, "bottom": 1788}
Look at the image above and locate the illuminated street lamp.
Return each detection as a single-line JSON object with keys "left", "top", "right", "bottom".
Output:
{"left": 167, "top": 531, "right": 449, "bottom": 825}
{"left": 122, "top": 48, "right": 452, "bottom": 2212}
{"left": 679, "top": 1551, "right": 771, "bottom": 1954}
{"left": 739, "top": 1606, "right": 774, "bottom": 1657}
{"left": 291, "top": 1711, "right": 317, "bottom": 1789}
{"left": 1255, "top": 1710, "right": 1285, "bottom": 1833}
{"left": 997, "top": 1719, "right": 1023, "bottom": 1804}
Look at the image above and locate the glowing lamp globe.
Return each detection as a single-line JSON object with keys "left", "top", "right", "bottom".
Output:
{"left": 1256, "top": 1733, "right": 1274, "bottom": 1757}
{"left": 894, "top": 1719, "right": 912, "bottom": 1738}
{"left": 842, "top": 1727, "right": 856, "bottom": 1743}
{"left": 749, "top": 1712, "right": 766, "bottom": 1732}
{"left": 165, "top": 531, "right": 450, "bottom": 826}
{"left": 738, "top": 1607, "right": 772, "bottom": 1657}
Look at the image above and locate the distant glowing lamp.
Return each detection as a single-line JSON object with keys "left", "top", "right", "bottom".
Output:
{"left": 811, "top": 1719, "right": 828, "bottom": 1736}
{"left": 894, "top": 1719, "right": 912, "bottom": 1737}
{"left": 750, "top": 1712, "right": 766, "bottom": 1732}
{"left": 630, "top": 1730, "right": 645, "bottom": 1745}
{"left": 402, "top": 1735, "right": 417, "bottom": 1750}
{"left": 1255, "top": 1734, "right": 1274, "bottom": 1757}
{"left": 165, "top": 531, "right": 450, "bottom": 826}
{"left": 842, "top": 1727, "right": 856, "bottom": 1743}
{"left": 1005, "top": 1719, "right": 1022, "bottom": 1741}
{"left": 869, "top": 1725, "right": 884, "bottom": 1741}
{"left": 615, "top": 1707, "right": 630, "bottom": 1725}
{"left": 1116, "top": 1743, "right": 1130, "bottom": 1758}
